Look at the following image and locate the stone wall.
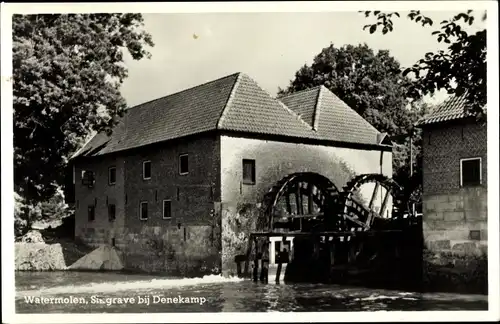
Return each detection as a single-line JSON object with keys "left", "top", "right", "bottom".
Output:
{"left": 219, "top": 135, "right": 393, "bottom": 275}
{"left": 73, "top": 133, "right": 221, "bottom": 274}
{"left": 421, "top": 121, "right": 488, "bottom": 255}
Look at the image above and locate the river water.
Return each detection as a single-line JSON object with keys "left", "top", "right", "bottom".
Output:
{"left": 15, "top": 271, "right": 488, "bottom": 313}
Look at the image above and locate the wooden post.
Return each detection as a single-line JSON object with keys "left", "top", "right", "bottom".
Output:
{"left": 252, "top": 237, "right": 259, "bottom": 282}
{"left": 379, "top": 191, "right": 391, "bottom": 218}
{"left": 275, "top": 257, "right": 282, "bottom": 284}
{"left": 236, "top": 258, "right": 242, "bottom": 277}
{"left": 276, "top": 236, "right": 289, "bottom": 284}
{"left": 329, "top": 238, "right": 335, "bottom": 283}
{"left": 235, "top": 255, "right": 246, "bottom": 278}
{"left": 244, "top": 235, "right": 253, "bottom": 277}
{"left": 260, "top": 241, "right": 270, "bottom": 283}
{"left": 313, "top": 235, "right": 320, "bottom": 261}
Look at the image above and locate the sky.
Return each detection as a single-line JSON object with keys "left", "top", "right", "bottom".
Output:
{"left": 119, "top": 10, "right": 486, "bottom": 108}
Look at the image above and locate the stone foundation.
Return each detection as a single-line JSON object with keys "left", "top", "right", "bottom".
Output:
{"left": 76, "top": 224, "right": 220, "bottom": 275}
{"left": 422, "top": 249, "right": 488, "bottom": 294}
{"left": 221, "top": 203, "right": 260, "bottom": 276}
{"left": 422, "top": 190, "right": 488, "bottom": 294}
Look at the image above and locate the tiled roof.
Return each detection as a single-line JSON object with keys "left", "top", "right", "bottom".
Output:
{"left": 74, "top": 73, "right": 239, "bottom": 157}
{"left": 416, "top": 94, "right": 473, "bottom": 126}
{"left": 74, "top": 73, "right": 385, "bottom": 159}
{"left": 279, "top": 87, "right": 320, "bottom": 127}
{"left": 218, "top": 74, "right": 321, "bottom": 139}
{"left": 278, "top": 86, "right": 380, "bottom": 145}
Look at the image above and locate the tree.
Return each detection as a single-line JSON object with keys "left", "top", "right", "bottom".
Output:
{"left": 279, "top": 44, "right": 426, "bottom": 211}
{"left": 278, "top": 43, "right": 416, "bottom": 136}
{"left": 13, "top": 14, "right": 154, "bottom": 234}
{"left": 392, "top": 100, "right": 432, "bottom": 213}
{"left": 361, "top": 10, "right": 486, "bottom": 117}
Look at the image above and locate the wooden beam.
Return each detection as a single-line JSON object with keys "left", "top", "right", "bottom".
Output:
{"left": 368, "top": 182, "right": 380, "bottom": 209}
{"left": 272, "top": 213, "right": 323, "bottom": 219}
{"left": 379, "top": 190, "right": 391, "bottom": 218}
{"left": 344, "top": 214, "right": 370, "bottom": 229}
{"left": 308, "top": 184, "right": 314, "bottom": 214}
{"left": 295, "top": 184, "right": 303, "bottom": 215}
{"left": 243, "top": 236, "right": 253, "bottom": 277}
{"left": 250, "top": 230, "right": 404, "bottom": 237}
{"left": 285, "top": 194, "right": 292, "bottom": 214}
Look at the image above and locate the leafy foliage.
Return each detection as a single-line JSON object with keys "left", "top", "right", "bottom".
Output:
{"left": 279, "top": 44, "right": 427, "bottom": 210}
{"left": 13, "top": 14, "right": 154, "bottom": 234}
{"left": 15, "top": 188, "right": 73, "bottom": 237}
{"left": 13, "top": 14, "right": 154, "bottom": 204}
{"left": 361, "top": 10, "right": 486, "bottom": 117}
{"left": 278, "top": 44, "right": 418, "bottom": 136}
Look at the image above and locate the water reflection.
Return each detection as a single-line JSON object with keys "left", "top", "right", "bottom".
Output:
{"left": 15, "top": 272, "right": 487, "bottom": 313}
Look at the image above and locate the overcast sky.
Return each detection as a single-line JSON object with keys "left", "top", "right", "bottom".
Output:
{"left": 118, "top": 10, "right": 486, "bottom": 108}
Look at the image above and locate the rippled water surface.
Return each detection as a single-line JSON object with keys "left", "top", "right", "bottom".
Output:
{"left": 15, "top": 271, "right": 488, "bottom": 313}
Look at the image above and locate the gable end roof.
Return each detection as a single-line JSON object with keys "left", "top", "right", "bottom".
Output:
{"left": 278, "top": 85, "right": 381, "bottom": 145}
{"left": 416, "top": 94, "right": 477, "bottom": 126}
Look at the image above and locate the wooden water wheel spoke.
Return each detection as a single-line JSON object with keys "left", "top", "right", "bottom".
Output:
{"left": 379, "top": 189, "right": 391, "bottom": 218}
{"left": 295, "top": 184, "right": 303, "bottom": 215}
{"left": 369, "top": 182, "right": 380, "bottom": 209}
{"left": 308, "top": 184, "right": 314, "bottom": 214}
{"left": 285, "top": 194, "right": 292, "bottom": 214}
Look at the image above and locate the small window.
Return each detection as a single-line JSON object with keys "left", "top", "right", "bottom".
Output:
{"left": 179, "top": 154, "right": 189, "bottom": 175}
{"left": 139, "top": 201, "right": 148, "bottom": 220}
{"left": 108, "top": 167, "right": 116, "bottom": 185}
{"left": 469, "top": 230, "right": 481, "bottom": 241}
{"left": 143, "top": 161, "right": 151, "bottom": 180}
{"left": 81, "top": 170, "right": 95, "bottom": 187}
{"left": 242, "top": 159, "right": 256, "bottom": 185}
{"left": 163, "top": 200, "right": 172, "bottom": 219}
{"left": 460, "top": 157, "right": 482, "bottom": 187}
{"left": 108, "top": 204, "right": 116, "bottom": 221}
{"left": 88, "top": 205, "right": 95, "bottom": 222}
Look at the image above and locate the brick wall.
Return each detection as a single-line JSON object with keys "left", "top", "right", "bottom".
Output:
{"left": 421, "top": 121, "right": 488, "bottom": 254}
{"left": 74, "top": 133, "right": 221, "bottom": 274}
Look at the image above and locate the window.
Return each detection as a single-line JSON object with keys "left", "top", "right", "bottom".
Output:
{"left": 242, "top": 159, "right": 256, "bottom": 184}
{"left": 108, "top": 167, "right": 116, "bottom": 185}
{"left": 179, "top": 154, "right": 189, "bottom": 175}
{"left": 143, "top": 161, "right": 151, "bottom": 180}
{"left": 81, "top": 170, "right": 95, "bottom": 187}
{"left": 88, "top": 205, "right": 95, "bottom": 222}
{"left": 460, "top": 157, "right": 482, "bottom": 187}
{"left": 108, "top": 204, "right": 116, "bottom": 221}
{"left": 163, "top": 200, "right": 172, "bottom": 219}
{"left": 139, "top": 201, "right": 148, "bottom": 220}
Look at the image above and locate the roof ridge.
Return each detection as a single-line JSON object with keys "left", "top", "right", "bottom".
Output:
{"left": 217, "top": 72, "right": 243, "bottom": 129}
{"left": 278, "top": 85, "right": 322, "bottom": 99}
{"left": 312, "top": 86, "right": 324, "bottom": 131}
{"left": 277, "top": 100, "right": 315, "bottom": 131}
{"left": 126, "top": 72, "right": 241, "bottom": 111}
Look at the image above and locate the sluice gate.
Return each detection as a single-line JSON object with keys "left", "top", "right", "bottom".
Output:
{"left": 234, "top": 172, "right": 423, "bottom": 289}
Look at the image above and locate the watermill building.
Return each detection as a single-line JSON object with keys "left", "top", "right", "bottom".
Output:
{"left": 67, "top": 72, "right": 394, "bottom": 275}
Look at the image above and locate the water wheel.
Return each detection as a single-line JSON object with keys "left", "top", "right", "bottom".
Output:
{"left": 339, "top": 173, "right": 405, "bottom": 264}
{"left": 259, "top": 172, "right": 341, "bottom": 233}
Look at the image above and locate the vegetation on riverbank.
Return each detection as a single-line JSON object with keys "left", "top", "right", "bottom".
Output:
{"left": 422, "top": 249, "right": 488, "bottom": 295}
